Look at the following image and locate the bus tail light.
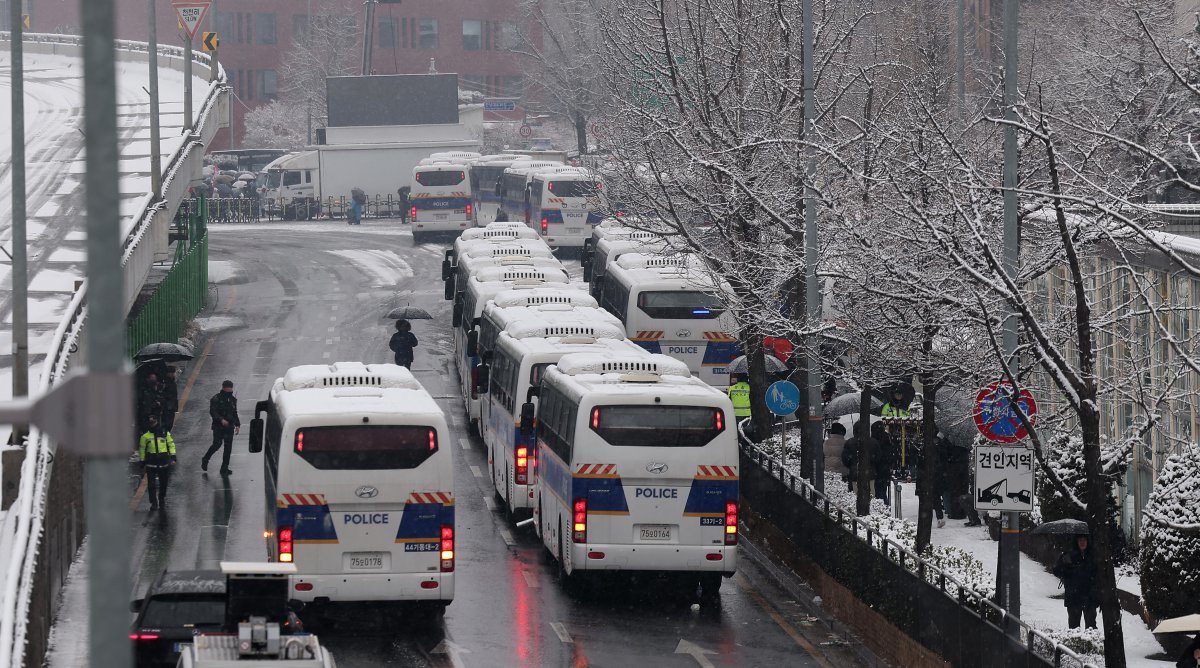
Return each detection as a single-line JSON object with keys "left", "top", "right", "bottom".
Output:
{"left": 466, "top": 203, "right": 473, "bottom": 218}
{"left": 572, "top": 498, "right": 587, "bottom": 543}
{"left": 541, "top": 217, "right": 548, "bottom": 234}
{"left": 440, "top": 525, "right": 455, "bottom": 572}
{"left": 715, "top": 410, "right": 725, "bottom": 432}
{"left": 411, "top": 205, "right": 418, "bottom": 220}
{"left": 724, "top": 501, "right": 738, "bottom": 545}
{"left": 130, "top": 633, "right": 160, "bottom": 641}
{"left": 515, "top": 446, "right": 529, "bottom": 485}
{"left": 279, "top": 526, "right": 294, "bottom": 562}
{"left": 294, "top": 582, "right": 313, "bottom": 591}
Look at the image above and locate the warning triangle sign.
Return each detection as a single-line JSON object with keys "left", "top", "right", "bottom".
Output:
{"left": 172, "top": 0, "right": 211, "bottom": 40}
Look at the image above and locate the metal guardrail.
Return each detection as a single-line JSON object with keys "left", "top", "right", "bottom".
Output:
{"left": 737, "top": 424, "right": 1099, "bottom": 668}
{"left": 0, "top": 31, "right": 226, "bottom": 667}
{"left": 253, "top": 194, "right": 411, "bottom": 222}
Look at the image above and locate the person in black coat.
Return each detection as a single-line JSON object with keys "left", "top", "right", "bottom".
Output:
{"left": 160, "top": 366, "right": 179, "bottom": 432}
{"left": 1177, "top": 635, "right": 1200, "bottom": 668}
{"left": 871, "top": 422, "right": 895, "bottom": 505}
{"left": 1052, "top": 535, "right": 1099, "bottom": 629}
{"left": 389, "top": 320, "right": 418, "bottom": 368}
{"left": 842, "top": 422, "right": 878, "bottom": 493}
{"left": 201, "top": 380, "right": 240, "bottom": 475}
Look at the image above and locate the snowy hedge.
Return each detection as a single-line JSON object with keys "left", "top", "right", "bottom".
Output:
{"left": 1035, "top": 434, "right": 1130, "bottom": 559}
{"left": 1139, "top": 453, "right": 1200, "bottom": 621}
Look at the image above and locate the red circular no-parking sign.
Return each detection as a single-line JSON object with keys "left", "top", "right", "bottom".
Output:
{"left": 973, "top": 381, "right": 1037, "bottom": 444}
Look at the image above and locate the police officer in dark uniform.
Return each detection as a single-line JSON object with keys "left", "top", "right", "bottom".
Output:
{"left": 202, "top": 380, "right": 240, "bottom": 475}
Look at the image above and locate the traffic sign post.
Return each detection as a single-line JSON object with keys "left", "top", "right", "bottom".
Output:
{"left": 973, "top": 380, "right": 1037, "bottom": 444}
{"left": 765, "top": 381, "right": 800, "bottom": 467}
{"left": 974, "top": 445, "right": 1034, "bottom": 512}
{"left": 172, "top": 0, "right": 211, "bottom": 130}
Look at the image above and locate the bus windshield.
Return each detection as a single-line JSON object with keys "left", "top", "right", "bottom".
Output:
{"left": 636, "top": 291, "right": 724, "bottom": 319}
{"left": 415, "top": 170, "right": 466, "bottom": 187}
{"left": 294, "top": 426, "right": 438, "bottom": 470}
{"left": 547, "top": 181, "right": 600, "bottom": 198}
{"left": 590, "top": 405, "right": 724, "bottom": 448}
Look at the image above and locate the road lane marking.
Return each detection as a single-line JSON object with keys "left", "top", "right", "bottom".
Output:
{"left": 498, "top": 528, "right": 515, "bottom": 546}
{"left": 550, "top": 622, "right": 571, "bottom": 643}
{"left": 523, "top": 571, "right": 541, "bottom": 589}
{"left": 470, "top": 465, "right": 483, "bottom": 478}
{"left": 734, "top": 576, "right": 831, "bottom": 668}
{"left": 325, "top": 338, "right": 333, "bottom": 345}
{"left": 331, "top": 304, "right": 338, "bottom": 311}
{"left": 482, "top": 494, "right": 496, "bottom": 511}
{"left": 327, "top": 326, "right": 335, "bottom": 333}
{"left": 459, "top": 438, "right": 471, "bottom": 451}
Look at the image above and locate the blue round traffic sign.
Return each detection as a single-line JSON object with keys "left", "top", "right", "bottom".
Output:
{"left": 765, "top": 381, "right": 801, "bottom": 416}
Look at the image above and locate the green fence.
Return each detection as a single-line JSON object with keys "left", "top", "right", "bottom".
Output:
{"left": 127, "top": 197, "right": 210, "bottom": 358}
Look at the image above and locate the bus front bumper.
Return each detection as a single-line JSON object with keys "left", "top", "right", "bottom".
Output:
{"left": 289, "top": 572, "right": 454, "bottom": 603}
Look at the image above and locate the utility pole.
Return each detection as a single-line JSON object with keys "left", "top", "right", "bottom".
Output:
{"left": 361, "top": 0, "right": 377, "bottom": 76}
{"left": 11, "top": 0, "right": 29, "bottom": 413}
{"left": 148, "top": 0, "right": 162, "bottom": 202}
{"left": 802, "top": 0, "right": 823, "bottom": 490}
{"left": 998, "top": 0, "right": 1021, "bottom": 632}
{"left": 82, "top": 0, "right": 133, "bottom": 664}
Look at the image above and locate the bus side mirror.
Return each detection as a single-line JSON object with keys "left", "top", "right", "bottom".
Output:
{"left": 441, "top": 257, "right": 452, "bottom": 282}
{"left": 525, "top": 386, "right": 540, "bottom": 403}
{"left": 476, "top": 364, "right": 491, "bottom": 394}
{"left": 520, "top": 402, "right": 536, "bottom": 436}
{"left": 248, "top": 418, "right": 264, "bottom": 454}
{"left": 467, "top": 330, "right": 479, "bottom": 357}
{"left": 452, "top": 301, "right": 464, "bottom": 328}
{"left": 443, "top": 275, "right": 456, "bottom": 301}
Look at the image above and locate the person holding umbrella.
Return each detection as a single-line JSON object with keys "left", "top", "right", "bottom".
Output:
{"left": 389, "top": 320, "right": 419, "bottom": 369}
{"left": 1052, "top": 533, "right": 1100, "bottom": 629}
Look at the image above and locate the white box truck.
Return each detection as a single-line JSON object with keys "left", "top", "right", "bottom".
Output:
{"left": 262, "top": 139, "right": 481, "bottom": 220}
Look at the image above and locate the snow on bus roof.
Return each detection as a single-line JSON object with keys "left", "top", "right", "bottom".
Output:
{"left": 491, "top": 287, "right": 597, "bottom": 308}
{"left": 504, "top": 318, "right": 627, "bottom": 341}
{"left": 459, "top": 240, "right": 555, "bottom": 258}
{"left": 553, "top": 352, "right": 691, "bottom": 378}
{"left": 279, "top": 362, "right": 424, "bottom": 392}
{"left": 468, "top": 266, "right": 571, "bottom": 283}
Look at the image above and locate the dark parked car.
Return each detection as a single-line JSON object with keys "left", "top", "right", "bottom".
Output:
{"left": 130, "top": 570, "right": 226, "bottom": 668}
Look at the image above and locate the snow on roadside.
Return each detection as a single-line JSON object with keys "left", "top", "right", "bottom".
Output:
{"left": 327, "top": 249, "right": 414, "bottom": 287}
{"left": 208, "top": 260, "right": 246, "bottom": 285}
{"left": 44, "top": 538, "right": 89, "bottom": 668}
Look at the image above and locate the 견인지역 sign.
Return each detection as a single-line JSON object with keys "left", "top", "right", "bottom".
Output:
{"left": 974, "top": 444, "right": 1034, "bottom": 512}
{"left": 172, "top": 0, "right": 211, "bottom": 40}
{"left": 973, "top": 380, "right": 1037, "bottom": 444}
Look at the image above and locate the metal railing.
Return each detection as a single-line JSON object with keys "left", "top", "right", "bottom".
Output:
{"left": 255, "top": 194, "right": 411, "bottom": 222}
{"left": 738, "top": 425, "right": 1099, "bottom": 668}
{"left": 127, "top": 232, "right": 208, "bottom": 359}
{"left": 0, "top": 31, "right": 225, "bottom": 667}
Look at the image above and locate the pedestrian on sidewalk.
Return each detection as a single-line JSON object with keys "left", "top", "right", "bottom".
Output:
{"left": 1052, "top": 534, "right": 1100, "bottom": 629}
{"left": 397, "top": 186, "right": 411, "bottom": 224}
{"left": 202, "top": 380, "right": 240, "bottom": 475}
{"left": 160, "top": 366, "right": 180, "bottom": 432}
{"left": 842, "top": 421, "right": 878, "bottom": 494}
{"left": 871, "top": 421, "right": 895, "bottom": 505}
{"left": 822, "top": 423, "right": 849, "bottom": 488}
{"left": 389, "top": 320, "right": 419, "bottom": 369}
{"left": 917, "top": 441, "right": 947, "bottom": 528}
{"left": 137, "top": 370, "right": 164, "bottom": 433}
{"left": 138, "top": 415, "right": 176, "bottom": 511}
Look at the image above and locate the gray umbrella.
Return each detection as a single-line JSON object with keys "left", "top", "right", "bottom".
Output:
{"left": 1030, "top": 519, "right": 1090, "bottom": 536}
{"left": 824, "top": 391, "right": 882, "bottom": 418}
{"left": 725, "top": 354, "right": 788, "bottom": 375}
{"left": 133, "top": 342, "right": 194, "bottom": 362}
{"left": 934, "top": 387, "right": 978, "bottom": 449}
{"left": 214, "top": 173, "right": 237, "bottom": 185}
{"left": 387, "top": 306, "right": 433, "bottom": 320}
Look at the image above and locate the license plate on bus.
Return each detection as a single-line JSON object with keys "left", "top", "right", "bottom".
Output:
{"left": 637, "top": 525, "right": 674, "bottom": 542}
{"left": 346, "top": 552, "right": 385, "bottom": 569}
{"left": 435, "top": 213, "right": 448, "bottom": 220}
{"left": 567, "top": 227, "right": 583, "bottom": 235}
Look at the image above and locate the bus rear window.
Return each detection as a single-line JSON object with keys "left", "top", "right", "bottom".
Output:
{"left": 547, "top": 181, "right": 600, "bottom": 198}
{"left": 590, "top": 405, "right": 724, "bottom": 448}
{"left": 415, "top": 170, "right": 466, "bottom": 186}
{"left": 294, "top": 426, "right": 438, "bottom": 470}
{"left": 636, "top": 291, "right": 724, "bottom": 319}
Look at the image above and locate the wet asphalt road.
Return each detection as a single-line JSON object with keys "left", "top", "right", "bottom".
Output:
{"left": 127, "top": 219, "right": 873, "bottom": 668}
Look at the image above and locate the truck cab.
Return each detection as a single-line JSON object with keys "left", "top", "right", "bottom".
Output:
{"left": 262, "top": 152, "right": 320, "bottom": 220}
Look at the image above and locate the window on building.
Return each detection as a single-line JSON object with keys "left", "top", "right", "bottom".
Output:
{"left": 501, "top": 75, "right": 524, "bottom": 97}
{"left": 462, "top": 19, "right": 482, "bottom": 51}
{"left": 216, "top": 12, "right": 235, "bottom": 42}
{"left": 246, "top": 69, "right": 255, "bottom": 100}
{"left": 261, "top": 70, "right": 278, "bottom": 101}
{"left": 400, "top": 18, "right": 408, "bottom": 48}
{"left": 378, "top": 17, "right": 398, "bottom": 48}
{"left": 500, "top": 22, "right": 520, "bottom": 49}
{"left": 235, "top": 12, "right": 244, "bottom": 43}
{"left": 293, "top": 14, "right": 310, "bottom": 43}
{"left": 256, "top": 13, "right": 277, "bottom": 44}
{"left": 418, "top": 18, "right": 438, "bottom": 49}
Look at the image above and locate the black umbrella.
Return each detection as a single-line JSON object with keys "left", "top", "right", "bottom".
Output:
{"left": 725, "top": 354, "right": 788, "bottom": 375}
{"left": 883, "top": 381, "right": 916, "bottom": 408}
{"left": 824, "top": 391, "right": 882, "bottom": 418}
{"left": 133, "top": 342, "right": 194, "bottom": 362}
{"left": 387, "top": 306, "right": 433, "bottom": 320}
{"left": 1030, "top": 519, "right": 1090, "bottom": 536}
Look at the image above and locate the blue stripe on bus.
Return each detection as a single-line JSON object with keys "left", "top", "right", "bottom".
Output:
{"left": 574, "top": 476, "right": 629, "bottom": 514}
{"left": 279, "top": 505, "right": 338, "bottom": 542}
{"left": 701, "top": 340, "right": 740, "bottom": 367}
{"left": 396, "top": 503, "right": 453, "bottom": 540}
{"left": 541, "top": 209, "right": 564, "bottom": 224}
{"left": 539, "top": 440, "right": 572, "bottom": 505}
{"left": 633, "top": 341, "right": 662, "bottom": 354}
{"left": 683, "top": 479, "right": 738, "bottom": 515}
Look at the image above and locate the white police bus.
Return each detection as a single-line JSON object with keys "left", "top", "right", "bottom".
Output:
{"left": 582, "top": 230, "right": 668, "bottom": 298}
{"left": 474, "top": 302, "right": 625, "bottom": 364}
{"left": 597, "top": 253, "right": 739, "bottom": 387}
{"left": 248, "top": 362, "right": 454, "bottom": 615}
{"left": 527, "top": 167, "right": 604, "bottom": 249}
{"left": 479, "top": 331, "right": 647, "bottom": 522}
{"left": 445, "top": 240, "right": 559, "bottom": 300}
{"left": 530, "top": 353, "right": 738, "bottom": 596}
{"left": 442, "top": 223, "right": 547, "bottom": 297}
{"left": 498, "top": 161, "right": 563, "bottom": 225}
{"left": 469, "top": 155, "right": 530, "bottom": 225}
{"left": 410, "top": 162, "right": 473, "bottom": 242}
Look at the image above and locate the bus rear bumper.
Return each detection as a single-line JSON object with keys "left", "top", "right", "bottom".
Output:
{"left": 573, "top": 544, "right": 736, "bottom": 574}
{"left": 289, "top": 572, "right": 455, "bottom": 603}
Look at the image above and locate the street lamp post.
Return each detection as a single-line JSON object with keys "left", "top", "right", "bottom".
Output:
{"left": 11, "top": 0, "right": 29, "bottom": 413}
{"left": 802, "top": 0, "right": 824, "bottom": 490}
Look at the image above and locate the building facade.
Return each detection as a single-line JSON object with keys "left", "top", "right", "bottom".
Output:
{"left": 28, "top": 0, "right": 526, "bottom": 145}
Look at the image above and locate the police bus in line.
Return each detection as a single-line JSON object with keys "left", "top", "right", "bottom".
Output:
{"left": 409, "top": 161, "right": 475, "bottom": 243}
{"left": 248, "top": 362, "right": 454, "bottom": 621}
{"left": 468, "top": 154, "right": 530, "bottom": 225}
{"left": 530, "top": 353, "right": 739, "bottom": 598}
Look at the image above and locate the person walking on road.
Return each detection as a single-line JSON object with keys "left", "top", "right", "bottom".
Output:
{"left": 389, "top": 320, "right": 419, "bottom": 369}
{"left": 397, "top": 186, "right": 411, "bottom": 224}
{"left": 160, "top": 366, "right": 179, "bottom": 432}
{"left": 1052, "top": 535, "right": 1100, "bottom": 629}
{"left": 139, "top": 415, "right": 176, "bottom": 511}
{"left": 137, "top": 371, "right": 163, "bottom": 433}
{"left": 823, "top": 423, "right": 849, "bottom": 488}
{"left": 202, "top": 380, "right": 240, "bottom": 475}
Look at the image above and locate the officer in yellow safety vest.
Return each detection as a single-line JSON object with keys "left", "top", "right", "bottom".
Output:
{"left": 728, "top": 374, "right": 752, "bottom": 420}
{"left": 138, "top": 415, "right": 177, "bottom": 511}
{"left": 880, "top": 388, "right": 910, "bottom": 418}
